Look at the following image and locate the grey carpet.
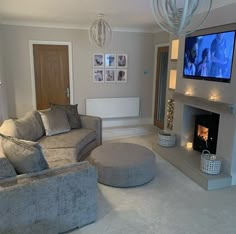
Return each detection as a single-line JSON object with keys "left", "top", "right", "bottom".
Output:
{"left": 70, "top": 134, "right": 236, "bottom": 234}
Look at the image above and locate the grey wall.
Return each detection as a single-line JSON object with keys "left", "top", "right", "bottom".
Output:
{"left": 1, "top": 25, "right": 154, "bottom": 119}
{"left": 0, "top": 28, "right": 8, "bottom": 123}
{"left": 153, "top": 31, "right": 169, "bottom": 45}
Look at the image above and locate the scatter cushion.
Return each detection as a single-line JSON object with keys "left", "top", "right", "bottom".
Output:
{"left": 39, "top": 108, "right": 71, "bottom": 136}
{"left": 0, "top": 149, "right": 17, "bottom": 179}
{"left": 0, "top": 134, "right": 49, "bottom": 174}
{"left": 0, "top": 119, "right": 18, "bottom": 138}
{"left": 15, "top": 111, "right": 45, "bottom": 140}
{"left": 0, "top": 111, "right": 44, "bottom": 141}
{"left": 51, "top": 104, "right": 82, "bottom": 129}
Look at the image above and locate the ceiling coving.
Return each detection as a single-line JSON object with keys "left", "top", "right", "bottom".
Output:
{"left": 0, "top": 0, "right": 235, "bottom": 32}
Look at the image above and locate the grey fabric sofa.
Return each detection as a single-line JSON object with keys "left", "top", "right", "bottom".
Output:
{"left": 0, "top": 112, "right": 102, "bottom": 166}
{"left": 0, "top": 162, "right": 97, "bottom": 234}
{"left": 0, "top": 110, "right": 102, "bottom": 234}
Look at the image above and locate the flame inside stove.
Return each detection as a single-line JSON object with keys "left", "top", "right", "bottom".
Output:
{"left": 197, "top": 125, "right": 209, "bottom": 141}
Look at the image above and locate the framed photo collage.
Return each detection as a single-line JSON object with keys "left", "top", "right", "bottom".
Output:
{"left": 93, "top": 53, "right": 128, "bottom": 83}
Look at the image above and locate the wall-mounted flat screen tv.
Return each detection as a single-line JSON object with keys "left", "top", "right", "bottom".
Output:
{"left": 183, "top": 30, "right": 236, "bottom": 83}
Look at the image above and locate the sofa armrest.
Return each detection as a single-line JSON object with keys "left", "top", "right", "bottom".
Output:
{"left": 0, "top": 161, "right": 98, "bottom": 233}
{"left": 80, "top": 115, "right": 102, "bottom": 145}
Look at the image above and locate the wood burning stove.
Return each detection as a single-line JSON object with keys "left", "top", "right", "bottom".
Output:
{"left": 193, "top": 113, "right": 220, "bottom": 154}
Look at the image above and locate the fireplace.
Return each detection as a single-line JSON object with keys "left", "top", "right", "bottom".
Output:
{"left": 193, "top": 113, "right": 220, "bottom": 154}
{"left": 162, "top": 92, "right": 236, "bottom": 188}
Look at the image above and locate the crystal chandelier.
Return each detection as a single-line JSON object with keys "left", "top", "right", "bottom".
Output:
{"left": 89, "top": 14, "right": 112, "bottom": 48}
{"left": 151, "top": 0, "right": 212, "bottom": 36}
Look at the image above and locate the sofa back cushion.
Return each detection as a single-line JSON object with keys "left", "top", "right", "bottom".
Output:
{"left": 0, "top": 111, "right": 45, "bottom": 141}
{"left": 1, "top": 134, "right": 49, "bottom": 174}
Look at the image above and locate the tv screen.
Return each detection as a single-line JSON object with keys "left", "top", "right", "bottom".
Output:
{"left": 183, "top": 30, "right": 236, "bottom": 83}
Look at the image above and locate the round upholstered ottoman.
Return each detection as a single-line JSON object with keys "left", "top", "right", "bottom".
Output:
{"left": 88, "top": 143, "right": 156, "bottom": 188}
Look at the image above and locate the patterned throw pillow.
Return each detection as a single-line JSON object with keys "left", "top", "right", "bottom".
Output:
{"left": 0, "top": 133, "right": 49, "bottom": 174}
{"left": 51, "top": 104, "right": 82, "bottom": 129}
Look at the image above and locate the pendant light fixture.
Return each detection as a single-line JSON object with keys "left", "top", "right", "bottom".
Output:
{"left": 89, "top": 14, "right": 112, "bottom": 48}
{"left": 151, "top": 0, "right": 212, "bottom": 36}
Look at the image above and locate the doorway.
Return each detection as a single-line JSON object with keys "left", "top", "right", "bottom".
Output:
{"left": 30, "top": 41, "right": 73, "bottom": 110}
{"left": 154, "top": 46, "right": 169, "bottom": 129}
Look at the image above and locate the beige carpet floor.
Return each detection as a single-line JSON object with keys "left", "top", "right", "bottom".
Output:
{"left": 71, "top": 134, "right": 236, "bottom": 234}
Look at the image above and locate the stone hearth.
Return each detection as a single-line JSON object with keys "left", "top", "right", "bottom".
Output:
{"left": 153, "top": 144, "right": 232, "bottom": 190}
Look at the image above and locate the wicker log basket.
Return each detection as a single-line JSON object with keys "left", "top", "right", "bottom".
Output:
{"left": 200, "top": 150, "right": 222, "bottom": 175}
{"left": 158, "top": 131, "right": 176, "bottom": 147}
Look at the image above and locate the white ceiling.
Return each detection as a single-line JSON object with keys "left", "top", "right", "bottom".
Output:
{"left": 0, "top": 0, "right": 236, "bottom": 32}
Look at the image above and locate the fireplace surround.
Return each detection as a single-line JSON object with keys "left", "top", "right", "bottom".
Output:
{"left": 153, "top": 92, "right": 236, "bottom": 190}
{"left": 173, "top": 92, "right": 236, "bottom": 170}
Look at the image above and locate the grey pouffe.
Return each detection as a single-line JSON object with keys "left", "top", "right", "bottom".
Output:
{"left": 88, "top": 143, "right": 156, "bottom": 188}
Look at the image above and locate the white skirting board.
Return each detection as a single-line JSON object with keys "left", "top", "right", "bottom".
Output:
{"left": 86, "top": 97, "right": 140, "bottom": 119}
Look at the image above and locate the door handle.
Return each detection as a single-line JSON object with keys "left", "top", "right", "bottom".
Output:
{"left": 66, "top": 88, "right": 70, "bottom": 98}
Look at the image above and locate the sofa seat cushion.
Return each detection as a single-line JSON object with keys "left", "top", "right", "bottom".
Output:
{"left": 38, "top": 128, "right": 96, "bottom": 151}
{"left": 42, "top": 148, "right": 77, "bottom": 168}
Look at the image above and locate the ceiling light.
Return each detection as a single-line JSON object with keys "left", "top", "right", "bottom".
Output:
{"left": 151, "top": 0, "right": 212, "bottom": 36}
{"left": 89, "top": 14, "right": 112, "bottom": 48}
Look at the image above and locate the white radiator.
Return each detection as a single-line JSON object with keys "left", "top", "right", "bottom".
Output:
{"left": 86, "top": 97, "right": 140, "bottom": 119}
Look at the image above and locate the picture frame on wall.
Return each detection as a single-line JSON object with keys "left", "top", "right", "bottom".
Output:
{"left": 105, "top": 69, "right": 116, "bottom": 83}
{"left": 117, "top": 54, "right": 128, "bottom": 68}
{"left": 105, "top": 54, "right": 116, "bottom": 68}
{"left": 93, "top": 69, "right": 104, "bottom": 83}
{"left": 117, "top": 69, "right": 127, "bottom": 83}
{"left": 93, "top": 53, "right": 104, "bottom": 68}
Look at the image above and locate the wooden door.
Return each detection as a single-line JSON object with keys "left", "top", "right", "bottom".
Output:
{"left": 33, "top": 44, "right": 70, "bottom": 110}
{"left": 154, "top": 46, "right": 169, "bottom": 129}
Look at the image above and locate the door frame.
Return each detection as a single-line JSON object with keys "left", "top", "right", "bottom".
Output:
{"left": 152, "top": 43, "right": 169, "bottom": 125}
{"left": 29, "top": 40, "right": 74, "bottom": 109}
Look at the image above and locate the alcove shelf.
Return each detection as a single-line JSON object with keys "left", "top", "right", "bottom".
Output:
{"left": 170, "top": 39, "right": 179, "bottom": 60}
{"left": 168, "top": 39, "right": 179, "bottom": 90}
